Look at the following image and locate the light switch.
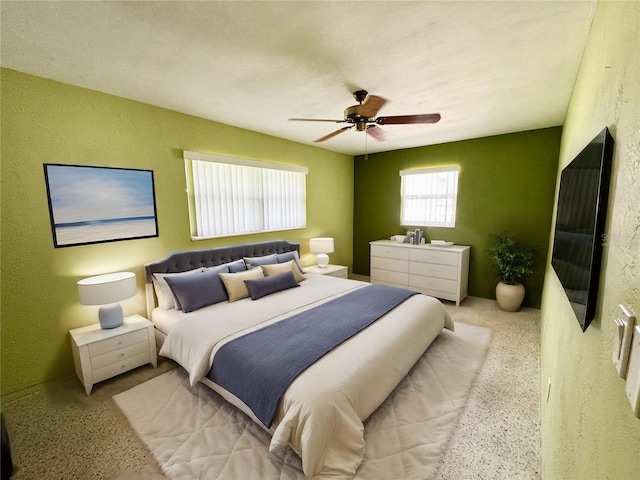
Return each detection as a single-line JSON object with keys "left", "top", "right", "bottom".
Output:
{"left": 625, "top": 325, "right": 640, "bottom": 418}
{"left": 612, "top": 304, "right": 635, "bottom": 378}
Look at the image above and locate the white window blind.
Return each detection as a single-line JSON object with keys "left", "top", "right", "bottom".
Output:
{"left": 400, "top": 166, "right": 459, "bottom": 227}
{"left": 184, "top": 151, "right": 307, "bottom": 238}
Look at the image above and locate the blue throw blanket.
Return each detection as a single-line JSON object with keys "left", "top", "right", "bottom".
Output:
{"left": 208, "top": 284, "right": 418, "bottom": 427}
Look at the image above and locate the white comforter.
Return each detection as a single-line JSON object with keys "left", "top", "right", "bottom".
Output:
{"left": 159, "top": 274, "right": 453, "bottom": 479}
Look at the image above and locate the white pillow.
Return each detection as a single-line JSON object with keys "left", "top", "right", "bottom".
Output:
{"left": 262, "top": 260, "right": 306, "bottom": 283}
{"left": 219, "top": 267, "right": 265, "bottom": 302}
{"left": 152, "top": 268, "right": 204, "bottom": 309}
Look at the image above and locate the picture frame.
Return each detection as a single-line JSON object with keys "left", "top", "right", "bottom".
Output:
{"left": 44, "top": 163, "right": 159, "bottom": 248}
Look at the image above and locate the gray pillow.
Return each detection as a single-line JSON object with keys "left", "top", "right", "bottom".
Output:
{"left": 244, "top": 271, "right": 299, "bottom": 300}
{"left": 276, "top": 251, "right": 304, "bottom": 273}
{"left": 165, "top": 264, "right": 230, "bottom": 313}
{"left": 226, "top": 259, "right": 247, "bottom": 273}
{"left": 243, "top": 254, "right": 278, "bottom": 269}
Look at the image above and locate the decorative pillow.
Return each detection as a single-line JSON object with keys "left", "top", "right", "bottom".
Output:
{"left": 152, "top": 268, "right": 204, "bottom": 309}
{"left": 204, "top": 259, "right": 246, "bottom": 274}
{"left": 219, "top": 267, "right": 265, "bottom": 302}
{"left": 226, "top": 259, "right": 248, "bottom": 273}
{"left": 262, "top": 260, "right": 306, "bottom": 283}
{"left": 243, "top": 254, "right": 278, "bottom": 269}
{"left": 164, "top": 264, "right": 230, "bottom": 313}
{"left": 244, "top": 271, "right": 299, "bottom": 300}
{"left": 276, "top": 250, "right": 304, "bottom": 273}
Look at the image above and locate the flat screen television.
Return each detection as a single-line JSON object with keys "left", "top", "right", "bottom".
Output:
{"left": 551, "top": 127, "right": 613, "bottom": 331}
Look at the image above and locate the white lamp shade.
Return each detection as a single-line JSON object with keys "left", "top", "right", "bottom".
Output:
{"left": 78, "top": 272, "right": 137, "bottom": 306}
{"left": 309, "top": 237, "right": 334, "bottom": 254}
{"left": 310, "top": 237, "right": 334, "bottom": 268}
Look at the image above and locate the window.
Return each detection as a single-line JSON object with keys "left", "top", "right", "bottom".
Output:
{"left": 400, "top": 166, "right": 459, "bottom": 227}
{"left": 184, "top": 151, "right": 307, "bottom": 239}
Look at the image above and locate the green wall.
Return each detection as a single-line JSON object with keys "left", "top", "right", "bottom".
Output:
{"left": 0, "top": 69, "right": 353, "bottom": 398}
{"left": 540, "top": 1, "right": 640, "bottom": 479}
{"left": 353, "top": 128, "right": 561, "bottom": 308}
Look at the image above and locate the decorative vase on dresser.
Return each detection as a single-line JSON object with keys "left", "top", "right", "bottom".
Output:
{"left": 369, "top": 240, "right": 470, "bottom": 306}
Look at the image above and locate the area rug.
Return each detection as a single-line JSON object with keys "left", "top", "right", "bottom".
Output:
{"left": 114, "top": 322, "right": 491, "bottom": 480}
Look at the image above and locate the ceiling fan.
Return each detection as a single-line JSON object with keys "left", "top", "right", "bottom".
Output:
{"left": 289, "top": 90, "right": 441, "bottom": 143}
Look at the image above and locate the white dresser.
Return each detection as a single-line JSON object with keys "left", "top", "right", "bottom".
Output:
{"left": 370, "top": 240, "right": 470, "bottom": 306}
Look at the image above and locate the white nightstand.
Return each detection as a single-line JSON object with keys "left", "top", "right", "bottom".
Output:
{"left": 70, "top": 314, "right": 157, "bottom": 395}
{"left": 305, "top": 264, "right": 349, "bottom": 279}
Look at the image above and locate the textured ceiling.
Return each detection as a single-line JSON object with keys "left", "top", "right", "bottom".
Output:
{"left": 1, "top": 1, "right": 597, "bottom": 156}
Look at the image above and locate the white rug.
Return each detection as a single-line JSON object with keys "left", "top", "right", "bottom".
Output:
{"left": 114, "top": 322, "right": 491, "bottom": 480}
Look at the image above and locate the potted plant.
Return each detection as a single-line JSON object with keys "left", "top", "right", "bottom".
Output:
{"left": 487, "top": 232, "right": 538, "bottom": 311}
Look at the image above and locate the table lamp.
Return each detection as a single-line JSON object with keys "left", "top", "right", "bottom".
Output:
{"left": 78, "top": 272, "right": 137, "bottom": 329}
{"left": 310, "top": 237, "right": 334, "bottom": 268}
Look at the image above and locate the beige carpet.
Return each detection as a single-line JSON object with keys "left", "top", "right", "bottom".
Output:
{"left": 114, "top": 322, "right": 491, "bottom": 480}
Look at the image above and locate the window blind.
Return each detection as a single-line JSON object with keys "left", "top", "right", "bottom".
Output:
{"left": 184, "top": 151, "right": 307, "bottom": 238}
{"left": 400, "top": 166, "right": 459, "bottom": 227}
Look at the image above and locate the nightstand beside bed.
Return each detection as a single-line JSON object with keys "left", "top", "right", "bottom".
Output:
{"left": 304, "top": 264, "right": 348, "bottom": 279}
{"left": 70, "top": 314, "right": 157, "bottom": 395}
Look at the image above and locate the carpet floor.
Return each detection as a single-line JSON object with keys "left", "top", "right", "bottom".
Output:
{"left": 2, "top": 296, "right": 540, "bottom": 479}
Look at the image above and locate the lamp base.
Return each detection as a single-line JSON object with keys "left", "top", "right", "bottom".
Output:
{"left": 98, "top": 303, "right": 124, "bottom": 329}
{"left": 316, "top": 253, "right": 329, "bottom": 268}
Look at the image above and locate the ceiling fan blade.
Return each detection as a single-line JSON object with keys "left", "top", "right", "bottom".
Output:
{"left": 376, "top": 113, "right": 441, "bottom": 125}
{"left": 366, "top": 125, "right": 389, "bottom": 141}
{"left": 315, "top": 126, "right": 353, "bottom": 142}
{"left": 289, "top": 118, "right": 346, "bottom": 123}
{"left": 357, "top": 95, "right": 387, "bottom": 118}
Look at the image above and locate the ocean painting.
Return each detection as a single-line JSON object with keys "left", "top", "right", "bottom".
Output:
{"left": 44, "top": 164, "right": 159, "bottom": 247}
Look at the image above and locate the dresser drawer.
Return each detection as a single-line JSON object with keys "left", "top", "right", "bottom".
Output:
{"left": 371, "top": 244, "right": 410, "bottom": 260}
{"left": 371, "top": 256, "right": 409, "bottom": 273}
{"left": 410, "top": 248, "right": 458, "bottom": 266}
{"left": 409, "top": 274, "right": 458, "bottom": 294}
{"left": 411, "top": 287, "right": 457, "bottom": 302}
{"left": 409, "top": 262, "right": 458, "bottom": 280}
{"left": 90, "top": 340, "right": 150, "bottom": 370}
{"left": 371, "top": 268, "right": 408, "bottom": 285}
{"left": 372, "top": 279, "right": 407, "bottom": 289}
{"left": 88, "top": 329, "right": 149, "bottom": 357}
{"left": 92, "top": 351, "right": 151, "bottom": 384}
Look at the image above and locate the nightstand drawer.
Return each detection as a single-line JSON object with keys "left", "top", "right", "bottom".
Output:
{"left": 92, "top": 351, "right": 151, "bottom": 384}
{"left": 328, "top": 269, "right": 348, "bottom": 279}
{"left": 90, "top": 341, "right": 150, "bottom": 370}
{"left": 88, "top": 329, "right": 148, "bottom": 357}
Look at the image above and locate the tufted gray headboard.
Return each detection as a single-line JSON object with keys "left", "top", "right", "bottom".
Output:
{"left": 144, "top": 240, "right": 300, "bottom": 318}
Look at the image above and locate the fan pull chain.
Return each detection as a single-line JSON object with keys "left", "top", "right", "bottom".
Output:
{"left": 364, "top": 131, "right": 369, "bottom": 160}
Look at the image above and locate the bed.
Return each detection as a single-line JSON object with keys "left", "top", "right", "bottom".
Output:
{"left": 144, "top": 240, "right": 454, "bottom": 479}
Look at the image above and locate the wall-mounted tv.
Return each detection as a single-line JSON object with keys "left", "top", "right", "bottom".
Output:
{"left": 551, "top": 127, "right": 613, "bottom": 331}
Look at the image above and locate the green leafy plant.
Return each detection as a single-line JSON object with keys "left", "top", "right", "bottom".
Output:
{"left": 487, "top": 232, "right": 538, "bottom": 285}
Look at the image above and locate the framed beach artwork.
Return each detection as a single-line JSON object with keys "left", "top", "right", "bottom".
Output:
{"left": 44, "top": 164, "right": 159, "bottom": 248}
